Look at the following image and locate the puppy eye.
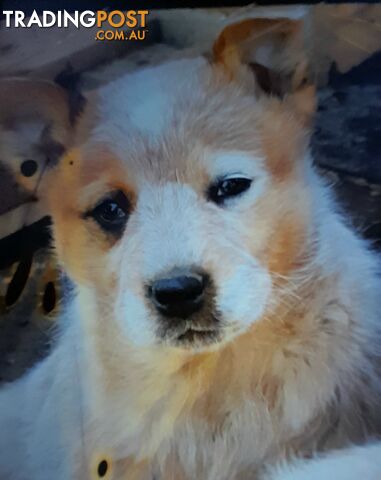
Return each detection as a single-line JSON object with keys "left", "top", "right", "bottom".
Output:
{"left": 207, "top": 177, "right": 252, "bottom": 205}
{"left": 87, "top": 191, "right": 130, "bottom": 234}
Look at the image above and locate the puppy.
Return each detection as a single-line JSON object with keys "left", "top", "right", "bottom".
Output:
{"left": 0, "top": 78, "right": 70, "bottom": 236}
{"left": 0, "top": 18, "right": 381, "bottom": 480}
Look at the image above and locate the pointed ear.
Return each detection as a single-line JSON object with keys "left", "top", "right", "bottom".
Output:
{"left": 213, "top": 18, "right": 316, "bottom": 124}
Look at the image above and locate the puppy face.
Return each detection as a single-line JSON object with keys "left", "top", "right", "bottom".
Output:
{"left": 0, "top": 79, "right": 70, "bottom": 219}
{"left": 49, "top": 48, "right": 314, "bottom": 352}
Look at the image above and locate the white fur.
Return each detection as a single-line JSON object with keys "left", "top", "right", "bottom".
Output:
{"left": 109, "top": 178, "right": 273, "bottom": 349}
{"left": 265, "top": 444, "right": 381, "bottom": 480}
{"left": 95, "top": 58, "right": 207, "bottom": 142}
{"left": 117, "top": 291, "right": 157, "bottom": 347}
{"left": 217, "top": 263, "right": 271, "bottom": 327}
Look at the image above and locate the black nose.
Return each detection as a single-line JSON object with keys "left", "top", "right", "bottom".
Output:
{"left": 149, "top": 271, "right": 208, "bottom": 319}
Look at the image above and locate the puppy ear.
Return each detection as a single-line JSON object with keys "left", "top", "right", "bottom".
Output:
{"left": 213, "top": 18, "right": 315, "bottom": 124}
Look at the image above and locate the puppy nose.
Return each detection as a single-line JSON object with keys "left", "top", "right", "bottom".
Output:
{"left": 149, "top": 271, "right": 208, "bottom": 318}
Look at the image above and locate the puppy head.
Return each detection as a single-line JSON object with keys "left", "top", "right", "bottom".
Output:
{"left": 47, "top": 19, "right": 316, "bottom": 353}
{"left": 0, "top": 79, "right": 72, "bottom": 197}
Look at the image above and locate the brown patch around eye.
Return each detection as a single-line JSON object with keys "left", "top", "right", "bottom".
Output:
{"left": 84, "top": 189, "right": 132, "bottom": 241}
{"left": 48, "top": 145, "right": 138, "bottom": 285}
